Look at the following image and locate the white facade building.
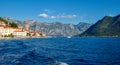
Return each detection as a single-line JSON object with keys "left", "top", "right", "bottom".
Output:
{"left": 13, "top": 31, "right": 27, "bottom": 37}
{"left": 0, "top": 27, "right": 14, "bottom": 36}
{"left": 0, "top": 26, "right": 27, "bottom": 37}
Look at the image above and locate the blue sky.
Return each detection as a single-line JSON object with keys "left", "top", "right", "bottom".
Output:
{"left": 0, "top": 0, "right": 120, "bottom": 24}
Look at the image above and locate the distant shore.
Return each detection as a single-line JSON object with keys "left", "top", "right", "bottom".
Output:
{"left": 0, "top": 36, "right": 119, "bottom": 40}
{"left": 80, "top": 36, "right": 120, "bottom": 38}
{"left": 0, "top": 36, "right": 47, "bottom": 40}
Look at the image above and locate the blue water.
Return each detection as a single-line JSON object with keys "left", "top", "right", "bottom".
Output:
{"left": 0, "top": 37, "right": 120, "bottom": 65}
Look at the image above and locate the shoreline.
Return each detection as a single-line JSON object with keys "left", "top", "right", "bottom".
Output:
{"left": 79, "top": 36, "right": 120, "bottom": 38}
{"left": 0, "top": 36, "right": 119, "bottom": 40}
{"left": 0, "top": 36, "right": 47, "bottom": 40}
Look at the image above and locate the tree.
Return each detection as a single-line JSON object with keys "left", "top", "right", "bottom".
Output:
{"left": 10, "top": 22, "right": 18, "bottom": 28}
{"left": 0, "top": 17, "right": 8, "bottom": 24}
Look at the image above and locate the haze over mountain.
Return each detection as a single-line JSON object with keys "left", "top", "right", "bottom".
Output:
{"left": 81, "top": 14, "right": 120, "bottom": 36}
{"left": 3, "top": 17, "right": 92, "bottom": 36}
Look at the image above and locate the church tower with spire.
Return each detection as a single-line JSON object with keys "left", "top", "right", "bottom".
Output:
{"left": 26, "top": 19, "right": 29, "bottom": 31}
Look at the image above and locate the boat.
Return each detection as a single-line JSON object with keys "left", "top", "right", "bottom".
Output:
{"left": 67, "top": 36, "right": 71, "bottom": 38}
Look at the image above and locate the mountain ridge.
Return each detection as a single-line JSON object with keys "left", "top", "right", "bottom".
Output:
{"left": 81, "top": 14, "right": 120, "bottom": 36}
{"left": 2, "top": 17, "right": 92, "bottom": 36}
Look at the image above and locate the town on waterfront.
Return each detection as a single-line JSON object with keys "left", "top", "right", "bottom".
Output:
{"left": 0, "top": 17, "right": 46, "bottom": 38}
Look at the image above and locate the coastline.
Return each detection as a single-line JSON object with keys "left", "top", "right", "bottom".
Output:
{"left": 0, "top": 36, "right": 120, "bottom": 40}
{"left": 0, "top": 36, "right": 59, "bottom": 40}
{"left": 0, "top": 36, "right": 47, "bottom": 40}
{"left": 79, "top": 36, "right": 120, "bottom": 38}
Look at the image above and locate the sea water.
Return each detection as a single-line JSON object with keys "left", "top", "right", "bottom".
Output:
{"left": 0, "top": 37, "right": 120, "bottom": 65}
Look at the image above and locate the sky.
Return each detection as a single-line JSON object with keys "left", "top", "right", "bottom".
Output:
{"left": 0, "top": 0, "right": 120, "bottom": 24}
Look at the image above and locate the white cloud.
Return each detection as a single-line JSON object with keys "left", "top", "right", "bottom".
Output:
{"left": 38, "top": 13, "right": 48, "bottom": 18}
{"left": 60, "top": 15, "right": 77, "bottom": 18}
{"left": 50, "top": 16, "right": 56, "bottom": 19}
{"left": 38, "top": 13, "right": 77, "bottom": 19}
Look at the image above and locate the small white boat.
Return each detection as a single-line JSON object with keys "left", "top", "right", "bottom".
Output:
{"left": 67, "top": 36, "right": 71, "bottom": 38}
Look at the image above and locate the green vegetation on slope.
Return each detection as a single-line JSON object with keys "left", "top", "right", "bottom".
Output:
{"left": 9, "top": 22, "right": 18, "bottom": 28}
{"left": 81, "top": 15, "right": 120, "bottom": 36}
{"left": 0, "top": 17, "right": 18, "bottom": 28}
{"left": 0, "top": 17, "right": 8, "bottom": 24}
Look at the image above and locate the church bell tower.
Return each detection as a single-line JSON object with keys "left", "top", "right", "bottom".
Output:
{"left": 26, "top": 19, "right": 29, "bottom": 31}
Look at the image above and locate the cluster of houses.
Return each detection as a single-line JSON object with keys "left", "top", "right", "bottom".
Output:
{"left": 0, "top": 19, "right": 46, "bottom": 38}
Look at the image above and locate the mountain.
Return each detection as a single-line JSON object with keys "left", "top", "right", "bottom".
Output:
{"left": 81, "top": 14, "right": 120, "bottom": 36}
{"left": 76, "top": 22, "right": 92, "bottom": 32}
{"left": 3, "top": 17, "right": 92, "bottom": 36}
{"left": 0, "top": 17, "right": 18, "bottom": 28}
{"left": 3, "top": 17, "right": 24, "bottom": 26}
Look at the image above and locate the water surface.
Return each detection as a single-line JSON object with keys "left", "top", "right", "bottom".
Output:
{"left": 0, "top": 37, "right": 120, "bottom": 65}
